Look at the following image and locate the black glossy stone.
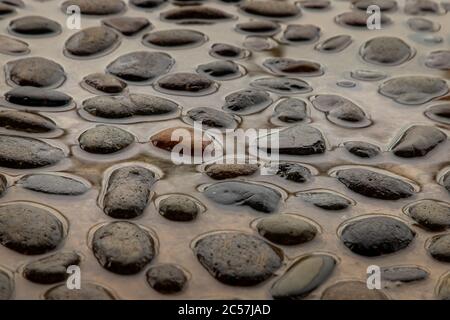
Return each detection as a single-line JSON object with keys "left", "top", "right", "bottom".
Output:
{"left": 222, "top": 89, "right": 272, "bottom": 115}
{"left": 344, "top": 141, "right": 380, "bottom": 158}
{"left": 276, "top": 162, "right": 312, "bottom": 183}
{"left": 391, "top": 125, "right": 446, "bottom": 158}
{"left": 5, "top": 87, "right": 72, "bottom": 107}
{"left": 271, "top": 98, "right": 308, "bottom": 123}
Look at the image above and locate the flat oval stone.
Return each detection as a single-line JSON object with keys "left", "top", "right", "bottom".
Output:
{"left": 205, "top": 163, "right": 259, "bottom": 180}
{"left": 322, "top": 281, "right": 389, "bottom": 300}
{"left": 45, "top": 283, "right": 115, "bottom": 300}
{"left": 0, "top": 35, "right": 29, "bottom": 55}
{"left": 143, "top": 29, "right": 207, "bottom": 48}
{"left": 82, "top": 96, "right": 133, "bottom": 119}
{"left": 23, "top": 251, "right": 81, "bottom": 284}
{"left": 276, "top": 162, "right": 312, "bottom": 183}
{"left": 0, "top": 135, "right": 65, "bottom": 169}
{"left": 300, "top": 0, "right": 330, "bottom": 9}
{"left": 161, "top": 6, "right": 235, "bottom": 23}
{"left": 354, "top": 0, "right": 397, "bottom": 11}
{"left": 106, "top": 51, "right": 174, "bottom": 82}
{"left": 103, "top": 166, "right": 157, "bottom": 219}
{"left": 185, "top": 107, "right": 238, "bottom": 129}
{"left": 65, "top": 26, "right": 120, "bottom": 57}
{"left": 340, "top": 216, "right": 415, "bottom": 256}
{"left": 222, "top": 89, "right": 272, "bottom": 115}
{"left": 256, "top": 214, "right": 317, "bottom": 245}
{"left": 425, "top": 104, "right": 450, "bottom": 124}
{"left": 0, "top": 203, "right": 64, "bottom": 255}
{"left": 61, "top": 0, "right": 126, "bottom": 15}
{"left": 351, "top": 69, "right": 387, "bottom": 81}
{"left": 271, "top": 98, "right": 308, "bottom": 123}
{"left": 18, "top": 174, "right": 89, "bottom": 195}
{"left": 130, "top": 0, "right": 167, "bottom": 9}
{"left": 270, "top": 254, "right": 336, "bottom": 299}
{"left": 0, "top": 269, "right": 13, "bottom": 300}
{"left": 282, "top": 24, "right": 320, "bottom": 43}
{"left": 209, "top": 43, "right": 249, "bottom": 59}
{"left": 129, "top": 93, "right": 179, "bottom": 116}
{"left": 336, "top": 11, "right": 391, "bottom": 28}
{"left": 258, "top": 124, "right": 326, "bottom": 156}
{"left": 0, "top": 3, "right": 15, "bottom": 17}
{"left": 437, "top": 273, "right": 450, "bottom": 299}
{"left": 102, "top": 17, "right": 151, "bottom": 36}
{"left": 344, "top": 141, "right": 380, "bottom": 158}
{"left": 197, "top": 61, "right": 242, "bottom": 80}
{"left": 240, "top": 0, "right": 301, "bottom": 19}
{"left": 150, "top": 127, "right": 212, "bottom": 155}
{"left": 156, "top": 73, "right": 217, "bottom": 95}
{"left": 425, "top": 50, "right": 450, "bottom": 70}
{"left": 92, "top": 221, "right": 155, "bottom": 274}
{"left": 79, "top": 125, "right": 134, "bottom": 154}
{"left": 263, "top": 58, "right": 323, "bottom": 76}
{"left": 335, "top": 168, "right": 415, "bottom": 200}
{"left": 235, "top": 20, "right": 280, "bottom": 35}
{"left": 379, "top": 76, "right": 448, "bottom": 105}
{"left": 159, "top": 195, "right": 199, "bottom": 221}
{"left": 194, "top": 232, "right": 282, "bottom": 286}
{"left": 146, "top": 264, "right": 188, "bottom": 294}
{"left": 428, "top": 234, "right": 450, "bottom": 262}
{"left": 204, "top": 181, "right": 281, "bottom": 213}
{"left": 5, "top": 87, "right": 72, "bottom": 107}
{"left": 315, "top": 35, "right": 352, "bottom": 53}
{"left": 408, "top": 17, "right": 440, "bottom": 32}
{"left": 404, "top": 0, "right": 440, "bottom": 15}
{"left": 390, "top": 125, "right": 446, "bottom": 158}
{"left": 361, "top": 37, "right": 414, "bottom": 66}
{"left": 297, "top": 190, "right": 353, "bottom": 210}
{"left": 381, "top": 265, "right": 429, "bottom": 283}
{"left": 250, "top": 77, "right": 312, "bottom": 94}
{"left": 5, "top": 57, "right": 66, "bottom": 88}
{"left": 9, "top": 16, "right": 61, "bottom": 36}
{"left": 82, "top": 73, "right": 127, "bottom": 94}
{"left": 0, "top": 110, "right": 57, "bottom": 133}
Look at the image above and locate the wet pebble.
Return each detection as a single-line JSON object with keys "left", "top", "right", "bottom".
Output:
{"left": 0, "top": 110, "right": 57, "bottom": 133}
{"left": 5, "top": 57, "right": 66, "bottom": 88}
{"left": 61, "top": 0, "right": 126, "bottom": 15}
{"left": 0, "top": 3, "right": 15, "bottom": 17}
{"left": 263, "top": 58, "right": 323, "bottom": 76}
{"left": 340, "top": 216, "right": 415, "bottom": 256}
{"left": 322, "top": 281, "right": 389, "bottom": 300}
{"left": 315, "top": 35, "right": 352, "bottom": 53}
{"left": 239, "top": 0, "right": 301, "bottom": 19}
{"left": 360, "top": 36, "right": 414, "bottom": 66}
{"left": 209, "top": 43, "right": 249, "bottom": 59}
{"left": 0, "top": 176, "right": 6, "bottom": 196}
{"left": 23, "top": 251, "right": 81, "bottom": 284}
{"left": 82, "top": 73, "right": 127, "bottom": 94}
{"left": 185, "top": 107, "right": 238, "bottom": 129}
{"left": 18, "top": 174, "right": 89, "bottom": 195}
{"left": 146, "top": 264, "right": 188, "bottom": 294}
{"left": 443, "top": 172, "right": 450, "bottom": 194}
{"left": 196, "top": 61, "right": 242, "bottom": 80}
{"left": 79, "top": 125, "right": 134, "bottom": 154}
{"left": 437, "top": 273, "right": 450, "bottom": 299}
{"left": 0, "top": 0, "right": 24, "bottom": 7}
{"left": 353, "top": 0, "right": 397, "bottom": 11}
{"left": 336, "top": 11, "right": 391, "bottom": 27}
{"left": 428, "top": 233, "right": 450, "bottom": 262}
{"left": 106, "top": 51, "right": 174, "bottom": 83}
{"left": 65, "top": 26, "right": 120, "bottom": 58}
{"left": 250, "top": 77, "right": 311, "bottom": 94}
{"left": 391, "top": 125, "right": 446, "bottom": 158}
{"left": 204, "top": 181, "right": 281, "bottom": 213}
{"left": 0, "top": 35, "right": 29, "bottom": 55}
{"left": 256, "top": 214, "right": 317, "bottom": 245}
{"left": 297, "top": 190, "right": 352, "bottom": 210}
{"left": 259, "top": 124, "right": 326, "bottom": 156}
{"left": 407, "top": 17, "right": 440, "bottom": 32}
{"left": 0, "top": 203, "right": 64, "bottom": 255}
{"left": 344, "top": 141, "right": 380, "bottom": 158}
{"left": 45, "top": 283, "right": 115, "bottom": 300}
{"left": 161, "top": 6, "right": 235, "bottom": 23}
{"left": 271, "top": 98, "right": 308, "bottom": 124}
{"left": 9, "top": 16, "right": 61, "bottom": 37}
{"left": 194, "top": 232, "right": 283, "bottom": 286}
{"left": 93, "top": 221, "right": 155, "bottom": 274}
{"left": 151, "top": 127, "right": 212, "bottom": 155}
{"left": 205, "top": 163, "right": 258, "bottom": 180}
{"left": 0, "top": 135, "right": 65, "bottom": 169}
{"left": 129, "top": 93, "right": 179, "bottom": 116}
{"left": 271, "top": 254, "right": 336, "bottom": 299}
{"left": 381, "top": 265, "right": 429, "bottom": 283}
{"left": 103, "top": 166, "right": 156, "bottom": 219}
{"left": 143, "top": 29, "right": 207, "bottom": 49}
{"left": 102, "top": 17, "right": 151, "bottom": 36}
{"left": 0, "top": 270, "right": 13, "bottom": 300}
{"left": 235, "top": 20, "right": 280, "bottom": 35}
{"left": 222, "top": 89, "right": 272, "bottom": 115}
{"left": 276, "top": 162, "right": 312, "bottom": 183}
{"left": 243, "top": 36, "right": 277, "bottom": 51}
{"left": 159, "top": 195, "right": 199, "bottom": 221}
{"left": 156, "top": 73, "right": 217, "bottom": 95}
{"left": 335, "top": 168, "right": 415, "bottom": 200}
{"left": 82, "top": 96, "right": 133, "bottom": 119}
{"left": 425, "top": 103, "right": 450, "bottom": 124}
{"left": 282, "top": 24, "right": 320, "bottom": 43}
{"left": 425, "top": 50, "right": 450, "bottom": 70}
{"left": 351, "top": 69, "right": 387, "bottom": 81}
{"left": 5, "top": 86, "right": 72, "bottom": 107}
{"left": 404, "top": 0, "right": 440, "bottom": 15}
{"left": 130, "top": 0, "right": 167, "bottom": 9}
{"left": 379, "top": 76, "right": 448, "bottom": 105}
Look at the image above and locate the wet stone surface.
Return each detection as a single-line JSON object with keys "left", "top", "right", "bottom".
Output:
{"left": 79, "top": 125, "right": 135, "bottom": 154}
{"left": 390, "top": 125, "right": 446, "bottom": 158}
{"left": 315, "top": 35, "right": 352, "bottom": 53}
{"left": 271, "top": 98, "right": 308, "bottom": 123}
{"left": 381, "top": 265, "right": 429, "bottom": 283}
{"left": 205, "top": 163, "right": 259, "bottom": 180}
{"left": 142, "top": 29, "right": 207, "bottom": 49}
{"left": 250, "top": 77, "right": 311, "bottom": 94}
{"left": 297, "top": 190, "right": 353, "bottom": 210}
{"left": 407, "top": 17, "right": 440, "bottom": 32}
{"left": 5, "top": 86, "right": 72, "bottom": 107}
{"left": 161, "top": 6, "right": 235, "bottom": 23}
{"left": 194, "top": 232, "right": 283, "bottom": 286}
{"left": 65, "top": 26, "right": 120, "bottom": 58}
{"left": 344, "top": 141, "right": 381, "bottom": 158}
{"left": 239, "top": 0, "right": 301, "bottom": 19}
{"left": 146, "top": 264, "right": 188, "bottom": 294}
{"left": 321, "top": 281, "right": 389, "bottom": 300}
{"left": 196, "top": 61, "right": 242, "bottom": 80}
{"left": 263, "top": 58, "right": 323, "bottom": 76}
{"left": 235, "top": 20, "right": 280, "bottom": 35}
{"left": 0, "top": 110, "right": 57, "bottom": 133}
{"left": 61, "top": 0, "right": 126, "bottom": 15}
{"left": 44, "top": 283, "right": 115, "bottom": 300}
{"left": 82, "top": 73, "right": 127, "bottom": 94}
{"left": 360, "top": 36, "right": 414, "bottom": 66}
{"left": 335, "top": 11, "right": 391, "bottom": 28}
{"left": 18, "top": 174, "right": 89, "bottom": 195}
{"left": 275, "top": 162, "right": 312, "bottom": 183}
{"left": 209, "top": 43, "right": 249, "bottom": 59}
{"left": 159, "top": 195, "right": 199, "bottom": 221}
{"left": 156, "top": 73, "right": 217, "bottom": 95}
{"left": 425, "top": 50, "right": 450, "bottom": 70}
{"left": 281, "top": 24, "right": 320, "bottom": 43}
{"left": 185, "top": 107, "right": 238, "bottom": 129}
{"left": 425, "top": 103, "right": 450, "bottom": 124}
{"left": 0, "top": 270, "right": 13, "bottom": 300}
{"left": 428, "top": 233, "right": 450, "bottom": 262}
{"left": 102, "top": 17, "right": 151, "bottom": 36}
{"left": 9, "top": 16, "right": 61, "bottom": 36}
{"left": 0, "top": 34, "right": 29, "bottom": 55}
{"left": 222, "top": 89, "right": 272, "bottom": 115}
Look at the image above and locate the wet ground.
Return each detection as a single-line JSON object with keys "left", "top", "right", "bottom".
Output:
{"left": 0, "top": 0, "right": 450, "bottom": 300}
